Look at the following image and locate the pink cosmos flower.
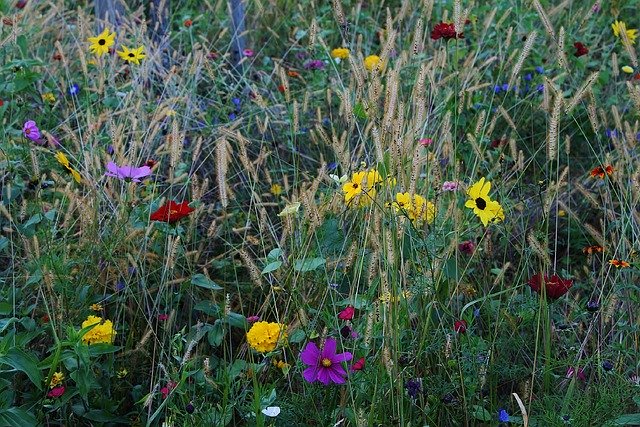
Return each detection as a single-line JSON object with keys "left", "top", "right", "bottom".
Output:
{"left": 47, "top": 386, "right": 65, "bottom": 398}
{"left": 338, "top": 305, "right": 355, "bottom": 320}
{"left": 419, "top": 138, "right": 433, "bottom": 147}
{"left": 23, "top": 120, "right": 41, "bottom": 141}
{"left": 247, "top": 315, "right": 260, "bottom": 323}
{"left": 300, "top": 338, "right": 352, "bottom": 385}
{"left": 442, "top": 181, "right": 459, "bottom": 191}
{"left": 242, "top": 48, "right": 254, "bottom": 57}
{"left": 105, "top": 161, "right": 152, "bottom": 182}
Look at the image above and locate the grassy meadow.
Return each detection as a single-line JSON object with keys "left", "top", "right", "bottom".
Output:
{"left": 1, "top": 0, "right": 640, "bottom": 425}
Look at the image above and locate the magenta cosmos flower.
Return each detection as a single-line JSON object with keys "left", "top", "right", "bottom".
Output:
{"left": 301, "top": 337, "right": 352, "bottom": 385}
{"left": 23, "top": 120, "right": 41, "bottom": 141}
{"left": 105, "top": 161, "right": 152, "bottom": 182}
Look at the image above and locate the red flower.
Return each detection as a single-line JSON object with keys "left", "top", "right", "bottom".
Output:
{"left": 158, "top": 313, "right": 169, "bottom": 321}
{"left": 161, "top": 381, "right": 177, "bottom": 399}
{"left": 573, "top": 42, "right": 589, "bottom": 57}
{"left": 351, "top": 357, "right": 366, "bottom": 371}
{"left": 150, "top": 201, "right": 194, "bottom": 223}
{"left": 278, "top": 84, "right": 286, "bottom": 93}
{"left": 47, "top": 386, "right": 65, "bottom": 398}
{"left": 338, "top": 305, "right": 355, "bottom": 320}
{"left": 184, "top": 19, "right": 193, "bottom": 27}
{"left": 590, "top": 165, "right": 614, "bottom": 179}
{"left": 454, "top": 319, "right": 467, "bottom": 334}
{"left": 15, "top": 0, "right": 27, "bottom": 9}
{"left": 527, "top": 273, "right": 573, "bottom": 300}
{"left": 458, "top": 240, "right": 475, "bottom": 255}
{"left": 431, "top": 22, "right": 464, "bottom": 41}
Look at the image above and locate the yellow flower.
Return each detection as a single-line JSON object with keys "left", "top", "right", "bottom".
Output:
{"left": 90, "top": 303, "right": 103, "bottom": 311}
{"left": 270, "top": 183, "right": 283, "bottom": 196}
{"left": 272, "top": 359, "right": 290, "bottom": 371}
{"left": 88, "top": 28, "right": 116, "bottom": 56}
{"left": 55, "top": 152, "right": 82, "bottom": 183}
{"left": 81, "top": 315, "right": 116, "bottom": 345}
{"left": 117, "top": 368, "right": 129, "bottom": 379}
{"left": 42, "top": 93, "right": 55, "bottom": 103}
{"left": 331, "top": 47, "right": 350, "bottom": 59}
{"left": 391, "top": 193, "right": 436, "bottom": 224}
{"left": 612, "top": 20, "right": 638, "bottom": 44}
{"left": 246, "top": 321, "right": 287, "bottom": 353}
{"left": 364, "top": 55, "right": 384, "bottom": 72}
{"left": 49, "top": 371, "right": 64, "bottom": 388}
{"left": 342, "top": 169, "right": 383, "bottom": 207}
{"left": 622, "top": 65, "right": 634, "bottom": 74}
{"left": 465, "top": 177, "right": 504, "bottom": 226}
{"left": 117, "top": 46, "right": 146, "bottom": 65}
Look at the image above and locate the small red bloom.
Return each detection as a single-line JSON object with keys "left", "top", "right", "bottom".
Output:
{"left": 458, "top": 240, "right": 475, "bottom": 255}
{"left": 278, "top": 84, "right": 286, "bottom": 93}
{"left": 150, "top": 201, "right": 195, "bottom": 223}
{"left": 287, "top": 70, "right": 301, "bottom": 78}
{"left": 573, "top": 42, "right": 589, "bottom": 57}
{"left": 15, "top": 0, "right": 27, "bottom": 9}
{"left": 0, "top": 99, "right": 4, "bottom": 107}
{"left": 431, "top": 22, "right": 464, "bottom": 41}
{"left": 47, "top": 386, "right": 65, "bottom": 398}
{"left": 454, "top": 319, "right": 467, "bottom": 334}
{"left": 590, "top": 165, "right": 613, "bottom": 179}
{"left": 527, "top": 273, "right": 573, "bottom": 300}
{"left": 161, "top": 381, "right": 177, "bottom": 399}
{"left": 53, "top": 52, "right": 62, "bottom": 61}
{"left": 582, "top": 245, "right": 603, "bottom": 255}
{"left": 143, "top": 159, "right": 157, "bottom": 168}
{"left": 338, "top": 305, "right": 355, "bottom": 320}
{"left": 184, "top": 19, "right": 192, "bottom": 27}
{"left": 609, "top": 259, "right": 630, "bottom": 268}
{"left": 158, "top": 313, "right": 169, "bottom": 321}
{"left": 351, "top": 357, "right": 366, "bottom": 371}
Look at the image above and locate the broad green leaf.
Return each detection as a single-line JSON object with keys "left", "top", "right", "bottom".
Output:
{"left": 0, "top": 408, "right": 37, "bottom": 427}
{"left": 191, "top": 274, "right": 222, "bottom": 290}
{"left": 611, "top": 414, "right": 640, "bottom": 425}
{"left": 267, "top": 248, "right": 283, "bottom": 260}
{"left": 293, "top": 257, "right": 325, "bottom": 272}
{"left": 0, "top": 348, "right": 43, "bottom": 390}
{"left": 471, "top": 405, "right": 492, "bottom": 422}
{"left": 194, "top": 301, "right": 220, "bottom": 317}
{"left": 262, "top": 261, "right": 282, "bottom": 274}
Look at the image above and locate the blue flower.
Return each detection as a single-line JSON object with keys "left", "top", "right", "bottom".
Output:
{"left": 68, "top": 83, "right": 80, "bottom": 96}
{"left": 493, "top": 85, "right": 502, "bottom": 94}
{"left": 231, "top": 97, "right": 241, "bottom": 107}
{"left": 327, "top": 162, "right": 338, "bottom": 171}
{"left": 605, "top": 129, "right": 618, "bottom": 138}
{"left": 535, "top": 66, "right": 545, "bottom": 74}
{"left": 228, "top": 112, "right": 237, "bottom": 120}
{"left": 498, "top": 409, "right": 510, "bottom": 422}
{"left": 536, "top": 84, "right": 544, "bottom": 93}
{"left": 524, "top": 73, "right": 533, "bottom": 81}
{"left": 501, "top": 83, "right": 509, "bottom": 91}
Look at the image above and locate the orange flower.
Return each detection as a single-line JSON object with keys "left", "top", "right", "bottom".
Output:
{"left": 583, "top": 245, "right": 604, "bottom": 254}
{"left": 287, "top": 70, "right": 301, "bottom": 78}
{"left": 609, "top": 259, "right": 631, "bottom": 268}
{"left": 590, "top": 165, "right": 614, "bottom": 178}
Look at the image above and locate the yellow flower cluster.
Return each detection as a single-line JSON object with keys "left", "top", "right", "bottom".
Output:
{"left": 612, "top": 20, "right": 638, "bottom": 45}
{"left": 331, "top": 47, "right": 350, "bottom": 59}
{"left": 342, "top": 169, "right": 383, "bottom": 207}
{"left": 246, "top": 321, "right": 287, "bottom": 353}
{"left": 390, "top": 192, "right": 436, "bottom": 224}
{"left": 87, "top": 28, "right": 146, "bottom": 64}
{"left": 364, "top": 54, "right": 385, "bottom": 72}
{"left": 81, "top": 315, "right": 116, "bottom": 345}
{"left": 49, "top": 371, "right": 64, "bottom": 388}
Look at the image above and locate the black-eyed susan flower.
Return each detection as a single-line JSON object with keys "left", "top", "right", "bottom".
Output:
{"left": 342, "top": 169, "right": 383, "bottom": 207}
{"left": 391, "top": 192, "right": 435, "bottom": 224}
{"left": 87, "top": 28, "right": 115, "bottom": 56}
{"left": 622, "top": 65, "right": 634, "bottom": 74}
{"left": 609, "top": 259, "right": 631, "bottom": 268}
{"left": 612, "top": 20, "right": 638, "bottom": 45}
{"left": 465, "top": 177, "right": 505, "bottom": 226}
{"left": 54, "top": 152, "right": 81, "bottom": 183}
{"left": 117, "top": 46, "right": 145, "bottom": 65}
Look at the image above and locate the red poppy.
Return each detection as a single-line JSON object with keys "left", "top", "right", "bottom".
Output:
{"left": 527, "top": 273, "right": 573, "bottom": 300}
{"left": 150, "top": 201, "right": 195, "bottom": 223}
{"left": 351, "top": 357, "right": 366, "bottom": 371}
{"left": 573, "top": 42, "right": 589, "bottom": 57}
{"left": 431, "top": 22, "right": 464, "bottom": 41}
{"left": 454, "top": 319, "right": 467, "bottom": 333}
{"left": 338, "top": 305, "right": 355, "bottom": 320}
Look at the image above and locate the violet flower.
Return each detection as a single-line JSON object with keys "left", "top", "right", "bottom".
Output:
{"left": 442, "top": 181, "right": 459, "bottom": 191}
{"left": 23, "top": 120, "right": 40, "bottom": 141}
{"left": 300, "top": 337, "right": 352, "bottom": 385}
{"left": 304, "top": 59, "right": 325, "bottom": 70}
{"left": 105, "top": 161, "right": 152, "bottom": 182}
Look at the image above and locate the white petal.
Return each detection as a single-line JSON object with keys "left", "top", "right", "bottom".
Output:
{"left": 261, "top": 406, "right": 281, "bottom": 417}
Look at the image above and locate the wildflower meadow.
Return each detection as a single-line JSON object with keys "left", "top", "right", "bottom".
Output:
{"left": 2, "top": 0, "right": 640, "bottom": 425}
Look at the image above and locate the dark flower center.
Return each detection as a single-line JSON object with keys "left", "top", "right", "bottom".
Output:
{"left": 321, "top": 358, "right": 332, "bottom": 367}
{"left": 98, "top": 39, "right": 106, "bottom": 45}
{"left": 129, "top": 53, "right": 135, "bottom": 58}
{"left": 475, "top": 197, "right": 486, "bottom": 210}
{"left": 25, "top": 128, "right": 31, "bottom": 134}
{"left": 352, "top": 183, "right": 359, "bottom": 189}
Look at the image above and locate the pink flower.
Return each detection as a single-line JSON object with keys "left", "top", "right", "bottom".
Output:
{"left": 458, "top": 240, "right": 475, "bottom": 255}
{"left": 247, "top": 315, "right": 260, "bottom": 323}
{"left": 242, "top": 48, "right": 254, "bottom": 57}
{"left": 158, "top": 313, "right": 168, "bottom": 321}
{"left": 161, "top": 381, "right": 177, "bottom": 399}
{"left": 47, "top": 386, "right": 65, "bottom": 398}
{"left": 566, "top": 367, "right": 586, "bottom": 382}
{"left": 300, "top": 338, "right": 353, "bottom": 385}
{"left": 105, "top": 161, "right": 152, "bottom": 182}
{"left": 23, "top": 120, "right": 41, "bottom": 141}
{"left": 442, "top": 181, "right": 459, "bottom": 191}
{"left": 351, "top": 357, "right": 365, "bottom": 372}
{"left": 338, "top": 305, "right": 355, "bottom": 320}
{"left": 419, "top": 138, "right": 433, "bottom": 147}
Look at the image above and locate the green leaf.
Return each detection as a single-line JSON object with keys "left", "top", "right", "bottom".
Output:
{"left": 0, "top": 237, "right": 8, "bottom": 253}
{"left": 0, "top": 408, "right": 37, "bottom": 427}
{"left": 353, "top": 102, "right": 367, "bottom": 119}
{"left": 471, "top": 405, "right": 492, "bottom": 422}
{"left": 0, "top": 348, "right": 43, "bottom": 390}
{"left": 611, "top": 414, "right": 640, "bottom": 425}
{"left": 207, "top": 321, "right": 225, "bottom": 347}
{"left": 25, "top": 269, "right": 42, "bottom": 286}
{"left": 191, "top": 274, "right": 222, "bottom": 290}
{"left": 288, "top": 329, "right": 306, "bottom": 344}
{"left": 293, "top": 257, "right": 325, "bottom": 272}
{"left": 262, "top": 261, "right": 282, "bottom": 274}
{"left": 267, "top": 248, "right": 283, "bottom": 260}
{"left": 194, "top": 301, "right": 220, "bottom": 317}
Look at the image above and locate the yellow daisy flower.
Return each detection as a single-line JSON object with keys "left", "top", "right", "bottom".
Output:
{"left": 87, "top": 28, "right": 116, "bottom": 56}
{"left": 55, "top": 152, "right": 82, "bottom": 183}
{"left": 49, "top": 371, "right": 64, "bottom": 388}
{"left": 612, "top": 20, "right": 638, "bottom": 45}
{"left": 465, "top": 177, "right": 504, "bottom": 226}
{"left": 117, "top": 46, "right": 146, "bottom": 65}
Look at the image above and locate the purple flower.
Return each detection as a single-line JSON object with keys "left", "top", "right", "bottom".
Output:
{"left": 442, "top": 181, "right": 459, "bottom": 191}
{"left": 300, "top": 338, "right": 352, "bottom": 385}
{"left": 23, "top": 120, "right": 40, "bottom": 141}
{"left": 304, "top": 59, "right": 325, "bottom": 70}
{"left": 105, "top": 161, "right": 152, "bottom": 182}
{"left": 498, "top": 409, "right": 510, "bottom": 422}
{"left": 405, "top": 378, "right": 422, "bottom": 399}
